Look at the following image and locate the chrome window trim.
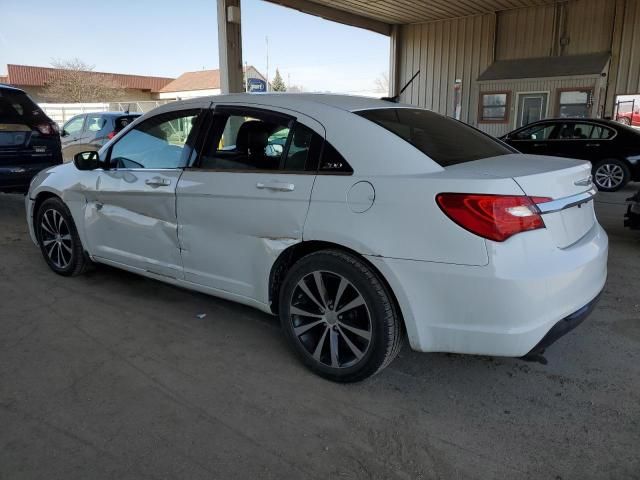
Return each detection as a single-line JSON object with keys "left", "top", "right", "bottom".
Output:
{"left": 537, "top": 188, "right": 597, "bottom": 214}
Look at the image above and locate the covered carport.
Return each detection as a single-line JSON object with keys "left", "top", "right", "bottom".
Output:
{"left": 217, "top": 0, "right": 640, "bottom": 136}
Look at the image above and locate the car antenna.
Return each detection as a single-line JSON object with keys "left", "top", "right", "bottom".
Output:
{"left": 381, "top": 70, "right": 420, "bottom": 103}
{"left": 124, "top": 103, "right": 131, "bottom": 114}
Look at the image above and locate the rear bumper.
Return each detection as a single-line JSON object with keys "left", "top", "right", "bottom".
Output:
{"left": 0, "top": 158, "right": 61, "bottom": 192}
{"left": 624, "top": 192, "right": 640, "bottom": 229}
{"left": 526, "top": 292, "right": 601, "bottom": 355}
{"left": 366, "top": 222, "right": 608, "bottom": 357}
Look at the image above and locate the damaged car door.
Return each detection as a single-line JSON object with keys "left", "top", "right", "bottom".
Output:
{"left": 84, "top": 108, "right": 203, "bottom": 278}
{"left": 176, "top": 104, "right": 324, "bottom": 302}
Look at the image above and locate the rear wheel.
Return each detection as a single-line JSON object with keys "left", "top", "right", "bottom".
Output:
{"left": 618, "top": 116, "right": 632, "bottom": 126}
{"left": 593, "top": 159, "right": 630, "bottom": 192}
{"left": 36, "top": 197, "right": 90, "bottom": 276}
{"left": 279, "top": 250, "right": 403, "bottom": 382}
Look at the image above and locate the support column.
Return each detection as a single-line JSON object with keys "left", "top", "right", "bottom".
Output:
{"left": 217, "top": 0, "right": 244, "bottom": 94}
{"left": 388, "top": 24, "right": 401, "bottom": 97}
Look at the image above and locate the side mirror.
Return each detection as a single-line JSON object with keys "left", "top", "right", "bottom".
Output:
{"left": 73, "top": 151, "right": 101, "bottom": 171}
{"left": 61, "top": 129, "right": 69, "bottom": 137}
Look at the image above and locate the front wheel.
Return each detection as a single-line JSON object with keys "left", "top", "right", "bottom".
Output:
{"left": 36, "top": 197, "right": 90, "bottom": 276}
{"left": 279, "top": 250, "right": 403, "bottom": 382}
{"left": 593, "top": 159, "right": 630, "bottom": 192}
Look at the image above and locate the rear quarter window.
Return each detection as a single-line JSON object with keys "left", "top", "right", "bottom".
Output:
{"left": 0, "top": 89, "right": 45, "bottom": 124}
{"left": 356, "top": 108, "right": 514, "bottom": 167}
{"left": 115, "top": 115, "right": 140, "bottom": 131}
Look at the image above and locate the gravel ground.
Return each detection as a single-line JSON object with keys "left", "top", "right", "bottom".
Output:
{"left": 0, "top": 187, "right": 638, "bottom": 480}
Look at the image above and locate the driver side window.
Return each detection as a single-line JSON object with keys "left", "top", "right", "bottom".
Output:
{"left": 109, "top": 109, "right": 199, "bottom": 169}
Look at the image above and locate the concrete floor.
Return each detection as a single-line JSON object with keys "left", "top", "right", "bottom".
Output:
{"left": 0, "top": 187, "right": 639, "bottom": 480}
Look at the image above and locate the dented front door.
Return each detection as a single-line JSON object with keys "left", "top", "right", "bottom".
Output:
{"left": 84, "top": 168, "right": 184, "bottom": 278}
{"left": 176, "top": 169, "right": 315, "bottom": 301}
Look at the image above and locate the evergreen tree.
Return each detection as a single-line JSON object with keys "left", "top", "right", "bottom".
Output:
{"left": 271, "top": 69, "right": 287, "bottom": 92}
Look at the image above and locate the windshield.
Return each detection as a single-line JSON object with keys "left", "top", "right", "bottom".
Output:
{"left": 356, "top": 108, "right": 514, "bottom": 167}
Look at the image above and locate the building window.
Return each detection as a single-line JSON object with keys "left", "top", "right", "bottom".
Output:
{"left": 479, "top": 92, "right": 510, "bottom": 123}
{"left": 557, "top": 89, "right": 593, "bottom": 118}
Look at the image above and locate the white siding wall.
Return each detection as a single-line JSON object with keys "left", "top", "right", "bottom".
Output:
{"left": 397, "top": 14, "right": 496, "bottom": 121}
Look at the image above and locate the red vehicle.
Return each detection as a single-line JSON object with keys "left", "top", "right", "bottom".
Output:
{"left": 616, "top": 106, "right": 640, "bottom": 126}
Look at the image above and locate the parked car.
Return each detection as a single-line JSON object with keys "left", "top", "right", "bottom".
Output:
{"left": 616, "top": 106, "right": 640, "bottom": 127}
{"left": 61, "top": 111, "right": 141, "bottom": 162}
{"left": 501, "top": 118, "right": 640, "bottom": 192}
{"left": 0, "top": 84, "right": 62, "bottom": 193}
{"left": 26, "top": 95, "right": 607, "bottom": 382}
{"left": 624, "top": 188, "right": 640, "bottom": 230}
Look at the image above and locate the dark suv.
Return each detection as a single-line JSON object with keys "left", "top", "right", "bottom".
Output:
{"left": 0, "top": 85, "right": 62, "bottom": 193}
{"left": 61, "top": 112, "right": 140, "bottom": 162}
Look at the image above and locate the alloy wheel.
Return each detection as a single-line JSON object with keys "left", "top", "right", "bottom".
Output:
{"left": 289, "top": 270, "right": 372, "bottom": 369}
{"left": 40, "top": 208, "right": 73, "bottom": 269}
{"left": 595, "top": 164, "right": 625, "bottom": 190}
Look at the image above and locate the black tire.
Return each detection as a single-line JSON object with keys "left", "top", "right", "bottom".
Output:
{"left": 279, "top": 250, "right": 403, "bottom": 382}
{"left": 593, "top": 159, "right": 631, "bottom": 192}
{"left": 35, "top": 197, "right": 90, "bottom": 276}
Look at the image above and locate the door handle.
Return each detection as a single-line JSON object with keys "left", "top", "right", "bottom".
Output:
{"left": 586, "top": 143, "right": 601, "bottom": 147}
{"left": 533, "top": 143, "right": 547, "bottom": 147}
{"left": 256, "top": 181, "right": 295, "bottom": 192}
{"left": 145, "top": 177, "right": 171, "bottom": 187}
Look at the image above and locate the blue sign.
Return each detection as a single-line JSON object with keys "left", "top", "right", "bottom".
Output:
{"left": 247, "top": 78, "right": 267, "bottom": 93}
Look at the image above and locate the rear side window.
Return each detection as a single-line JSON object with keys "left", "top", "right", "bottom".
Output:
{"left": 356, "top": 108, "right": 514, "bottom": 167}
{"left": 0, "top": 89, "right": 45, "bottom": 124}
{"left": 115, "top": 115, "right": 139, "bottom": 132}
{"left": 86, "top": 114, "right": 107, "bottom": 132}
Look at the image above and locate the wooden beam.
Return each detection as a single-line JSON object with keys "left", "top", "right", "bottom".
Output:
{"left": 263, "top": 0, "right": 391, "bottom": 36}
{"left": 217, "top": 0, "right": 245, "bottom": 94}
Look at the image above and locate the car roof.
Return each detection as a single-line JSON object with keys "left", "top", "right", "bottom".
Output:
{"left": 0, "top": 84, "right": 27, "bottom": 94}
{"left": 182, "top": 93, "right": 410, "bottom": 113}
{"left": 97, "top": 111, "right": 142, "bottom": 117}
{"left": 525, "top": 117, "right": 620, "bottom": 127}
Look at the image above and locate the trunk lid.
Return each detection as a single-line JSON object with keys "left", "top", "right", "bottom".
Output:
{"left": 447, "top": 154, "right": 596, "bottom": 248}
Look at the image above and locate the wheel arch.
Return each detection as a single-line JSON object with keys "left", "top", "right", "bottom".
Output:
{"left": 32, "top": 191, "right": 63, "bottom": 238}
{"left": 268, "top": 240, "right": 406, "bottom": 329}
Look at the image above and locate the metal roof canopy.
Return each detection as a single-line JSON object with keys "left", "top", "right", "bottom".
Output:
{"left": 263, "top": 0, "right": 559, "bottom": 35}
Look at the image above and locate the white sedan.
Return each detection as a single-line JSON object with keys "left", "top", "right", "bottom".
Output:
{"left": 26, "top": 94, "right": 608, "bottom": 382}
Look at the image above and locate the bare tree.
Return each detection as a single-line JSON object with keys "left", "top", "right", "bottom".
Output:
{"left": 43, "top": 58, "right": 125, "bottom": 102}
{"left": 374, "top": 72, "right": 389, "bottom": 94}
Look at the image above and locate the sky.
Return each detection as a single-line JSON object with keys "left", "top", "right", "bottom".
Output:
{"left": 0, "top": 0, "right": 389, "bottom": 93}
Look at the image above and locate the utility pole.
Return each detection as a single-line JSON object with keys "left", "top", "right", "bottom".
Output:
{"left": 265, "top": 36, "right": 269, "bottom": 92}
{"left": 244, "top": 61, "right": 248, "bottom": 92}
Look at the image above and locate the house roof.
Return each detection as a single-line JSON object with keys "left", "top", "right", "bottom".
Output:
{"left": 159, "top": 66, "right": 266, "bottom": 93}
{"left": 478, "top": 52, "right": 611, "bottom": 81}
{"left": 5, "top": 64, "right": 174, "bottom": 92}
{"left": 159, "top": 69, "right": 221, "bottom": 93}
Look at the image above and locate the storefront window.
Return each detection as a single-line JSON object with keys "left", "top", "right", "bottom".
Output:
{"left": 479, "top": 92, "right": 510, "bottom": 122}
{"left": 558, "top": 90, "right": 592, "bottom": 118}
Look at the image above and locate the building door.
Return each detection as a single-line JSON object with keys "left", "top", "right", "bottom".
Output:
{"left": 516, "top": 93, "right": 548, "bottom": 128}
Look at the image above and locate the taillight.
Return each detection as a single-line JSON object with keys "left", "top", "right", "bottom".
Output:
{"left": 107, "top": 131, "right": 117, "bottom": 140}
{"left": 436, "top": 193, "right": 552, "bottom": 242}
{"left": 35, "top": 122, "right": 59, "bottom": 136}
